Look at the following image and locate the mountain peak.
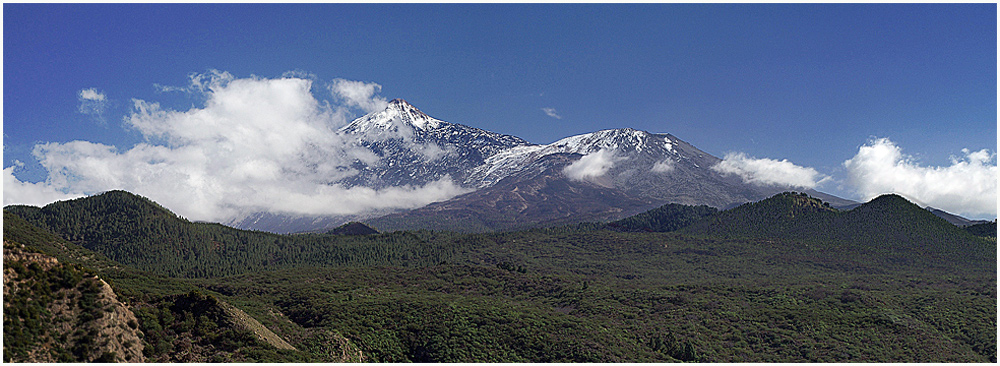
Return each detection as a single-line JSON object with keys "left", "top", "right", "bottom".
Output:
{"left": 388, "top": 98, "right": 411, "bottom": 106}
{"left": 546, "top": 127, "right": 655, "bottom": 155}
{"left": 386, "top": 99, "right": 429, "bottom": 118}
{"left": 341, "top": 98, "right": 443, "bottom": 133}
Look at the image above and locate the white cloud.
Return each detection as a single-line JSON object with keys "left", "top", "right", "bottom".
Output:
{"left": 712, "top": 152, "right": 826, "bottom": 189}
{"left": 78, "top": 88, "right": 108, "bottom": 119}
{"left": 651, "top": 159, "right": 675, "bottom": 173}
{"left": 541, "top": 107, "right": 562, "bottom": 119}
{"left": 11, "top": 72, "right": 470, "bottom": 222}
{"left": 843, "top": 138, "right": 997, "bottom": 218}
{"left": 79, "top": 88, "right": 106, "bottom": 102}
{"left": 330, "top": 79, "right": 389, "bottom": 114}
{"left": 563, "top": 149, "right": 623, "bottom": 182}
{"left": 4, "top": 166, "right": 85, "bottom": 207}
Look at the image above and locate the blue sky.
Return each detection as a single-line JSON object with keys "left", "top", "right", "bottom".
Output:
{"left": 4, "top": 4, "right": 997, "bottom": 219}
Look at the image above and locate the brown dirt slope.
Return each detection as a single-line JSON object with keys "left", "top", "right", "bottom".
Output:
{"left": 3, "top": 241, "right": 145, "bottom": 362}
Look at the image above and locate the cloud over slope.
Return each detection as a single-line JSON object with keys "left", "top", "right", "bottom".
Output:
{"left": 712, "top": 152, "right": 826, "bottom": 189}
{"left": 5, "top": 72, "right": 469, "bottom": 222}
{"left": 563, "top": 149, "right": 623, "bottom": 182}
{"left": 843, "top": 138, "right": 997, "bottom": 218}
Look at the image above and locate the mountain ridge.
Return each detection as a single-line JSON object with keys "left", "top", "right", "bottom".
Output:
{"left": 926, "top": 207, "right": 992, "bottom": 227}
{"left": 224, "top": 100, "right": 869, "bottom": 233}
{"left": 335, "top": 98, "right": 531, "bottom": 190}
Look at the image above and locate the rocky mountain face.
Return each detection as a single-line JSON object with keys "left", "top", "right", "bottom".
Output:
{"left": 369, "top": 153, "right": 662, "bottom": 232}
{"left": 227, "top": 100, "right": 854, "bottom": 233}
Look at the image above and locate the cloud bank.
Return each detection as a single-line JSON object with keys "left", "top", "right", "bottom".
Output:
{"left": 4, "top": 165, "right": 85, "bottom": 207}
{"left": 843, "top": 138, "right": 997, "bottom": 218}
{"left": 712, "top": 152, "right": 826, "bottom": 189}
{"left": 5, "top": 72, "right": 469, "bottom": 222}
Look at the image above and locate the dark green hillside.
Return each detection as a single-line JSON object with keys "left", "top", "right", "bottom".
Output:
{"left": 3, "top": 210, "right": 125, "bottom": 274}
{"left": 7, "top": 190, "right": 179, "bottom": 230}
{"left": 605, "top": 203, "right": 717, "bottom": 232}
{"left": 681, "top": 192, "right": 994, "bottom": 269}
{"left": 4, "top": 209, "right": 208, "bottom": 299}
{"left": 965, "top": 220, "right": 997, "bottom": 238}
{"left": 327, "top": 221, "right": 379, "bottom": 236}
{"left": 681, "top": 192, "right": 839, "bottom": 240}
{"left": 5, "top": 191, "right": 459, "bottom": 278}
{"left": 4, "top": 210, "right": 326, "bottom": 362}
{"left": 5, "top": 190, "right": 995, "bottom": 362}
{"left": 845, "top": 194, "right": 990, "bottom": 251}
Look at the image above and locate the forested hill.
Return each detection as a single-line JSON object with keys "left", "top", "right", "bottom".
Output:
{"left": 4, "top": 191, "right": 458, "bottom": 278}
{"left": 680, "top": 192, "right": 839, "bottom": 239}
{"left": 965, "top": 220, "right": 998, "bottom": 238}
{"left": 8, "top": 190, "right": 179, "bottom": 224}
{"left": 604, "top": 203, "right": 717, "bottom": 233}
{"left": 6, "top": 190, "right": 993, "bottom": 278}
{"left": 681, "top": 192, "right": 994, "bottom": 268}
{"left": 327, "top": 222, "right": 380, "bottom": 236}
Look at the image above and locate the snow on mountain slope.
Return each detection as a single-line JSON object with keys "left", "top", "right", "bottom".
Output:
{"left": 335, "top": 99, "right": 530, "bottom": 189}
{"left": 467, "top": 128, "right": 715, "bottom": 192}
{"left": 338, "top": 100, "right": 706, "bottom": 195}
{"left": 227, "top": 99, "right": 854, "bottom": 233}
{"left": 339, "top": 98, "right": 444, "bottom": 133}
{"left": 468, "top": 129, "right": 664, "bottom": 186}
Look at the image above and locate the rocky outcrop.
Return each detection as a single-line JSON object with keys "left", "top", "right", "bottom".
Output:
{"left": 217, "top": 300, "right": 296, "bottom": 351}
{"left": 3, "top": 241, "right": 145, "bottom": 362}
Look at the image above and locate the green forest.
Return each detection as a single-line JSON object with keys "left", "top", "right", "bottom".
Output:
{"left": 4, "top": 190, "right": 996, "bottom": 362}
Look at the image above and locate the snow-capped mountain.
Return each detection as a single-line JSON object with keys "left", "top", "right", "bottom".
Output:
{"left": 369, "top": 127, "right": 790, "bottom": 232}
{"left": 228, "top": 99, "right": 854, "bottom": 233}
{"left": 464, "top": 129, "right": 657, "bottom": 187}
{"left": 469, "top": 128, "right": 710, "bottom": 187}
{"left": 336, "top": 99, "right": 530, "bottom": 189}
{"left": 465, "top": 127, "right": 778, "bottom": 208}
